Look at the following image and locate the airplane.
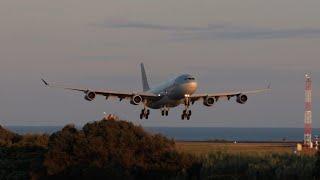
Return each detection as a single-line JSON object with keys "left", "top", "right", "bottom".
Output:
{"left": 42, "top": 63, "right": 271, "bottom": 120}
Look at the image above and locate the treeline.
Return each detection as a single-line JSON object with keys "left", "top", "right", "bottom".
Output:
{"left": 1, "top": 121, "right": 320, "bottom": 180}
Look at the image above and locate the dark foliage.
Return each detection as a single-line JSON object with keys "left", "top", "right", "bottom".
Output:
{"left": 314, "top": 151, "right": 320, "bottom": 178}
{"left": 41, "top": 120, "right": 199, "bottom": 179}
{"left": 0, "top": 146, "right": 46, "bottom": 180}
{"left": 1, "top": 120, "right": 319, "bottom": 180}
{"left": 200, "top": 151, "right": 315, "bottom": 180}
{"left": 13, "top": 134, "right": 49, "bottom": 148}
{"left": 0, "top": 126, "right": 49, "bottom": 180}
{"left": 0, "top": 125, "right": 21, "bottom": 146}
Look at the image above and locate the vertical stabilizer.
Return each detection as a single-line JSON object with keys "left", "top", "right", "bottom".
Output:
{"left": 140, "top": 63, "right": 150, "bottom": 92}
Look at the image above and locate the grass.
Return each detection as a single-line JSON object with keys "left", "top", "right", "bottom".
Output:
{"left": 175, "top": 141, "right": 302, "bottom": 155}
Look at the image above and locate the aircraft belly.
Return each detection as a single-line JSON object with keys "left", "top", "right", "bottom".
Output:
{"left": 168, "top": 82, "right": 197, "bottom": 100}
{"left": 168, "top": 87, "right": 184, "bottom": 100}
{"left": 147, "top": 96, "right": 181, "bottom": 109}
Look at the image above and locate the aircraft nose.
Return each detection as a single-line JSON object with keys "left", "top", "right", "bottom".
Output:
{"left": 187, "top": 81, "right": 197, "bottom": 94}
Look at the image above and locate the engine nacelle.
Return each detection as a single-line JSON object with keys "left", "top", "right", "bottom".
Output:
{"left": 84, "top": 91, "right": 96, "bottom": 101}
{"left": 236, "top": 94, "right": 248, "bottom": 104}
{"left": 203, "top": 97, "right": 216, "bottom": 107}
{"left": 130, "top": 95, "right": 143, "bottom": 105}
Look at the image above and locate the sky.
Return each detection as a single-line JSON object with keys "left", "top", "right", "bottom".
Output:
{"left": 1, "top": 0, "right": 320, "bottom": 127}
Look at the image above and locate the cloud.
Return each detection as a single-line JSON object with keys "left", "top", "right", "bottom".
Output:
{"left": 78, "top": 55, "right": 126, "bottom": 62}
{"left": 173, "top": 27, "right": 320, "bottom": 41}
{"left": 95, "top": 19, "right": 226, "bottom": 31}
{"left": 95, "top": 19, "right": 320, "bottom": 40}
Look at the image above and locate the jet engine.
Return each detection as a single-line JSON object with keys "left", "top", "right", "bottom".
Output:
{"left": 203, "top": 97, "right": 216, "bottom": 107}
{"left": 130, "top": 95, "right": 143, "bottom": 105}
{"left": 236, "top": 94, "right": 248, "bottom": 104}
{"left": 85, "top": 91, "right": 96, "bottom": 101}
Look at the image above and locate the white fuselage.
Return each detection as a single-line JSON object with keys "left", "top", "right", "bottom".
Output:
{"left": 146, "top": 74, "right": 197, "bottom": 109}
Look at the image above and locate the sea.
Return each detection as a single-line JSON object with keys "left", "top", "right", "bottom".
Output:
{"left": 5, "top": 126, "right": 320, "bottom": 142}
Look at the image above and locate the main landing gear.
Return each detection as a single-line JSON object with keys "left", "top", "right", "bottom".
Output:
{"left": 140, "top": 108, "right": 150, "bottom": 119}
{"left": 181, "top": 94, "right": 192, "bottom": 120}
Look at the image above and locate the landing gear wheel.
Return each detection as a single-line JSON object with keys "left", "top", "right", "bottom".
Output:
{"left": 140, "top": 108, "right": 150, "bottom": 119}
{"left": 181, "top": 109, "right": 192, "bottom": 120}
{"left": 161, "top": 106, "right": 169, "bottom": 117}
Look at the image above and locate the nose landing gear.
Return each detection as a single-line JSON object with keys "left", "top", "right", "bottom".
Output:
{"left": 140, "top": 108, "right": 150, "bottom": 119}
{"left": 161, "top": 106, "right": 169, "bottom": 116}
{"left": 181, "top": 110, "right": 192, "bottom": 120}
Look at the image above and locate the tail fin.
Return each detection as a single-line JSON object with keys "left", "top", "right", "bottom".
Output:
{"left": 140, "top": 63, "right": 150, "bottom": 92}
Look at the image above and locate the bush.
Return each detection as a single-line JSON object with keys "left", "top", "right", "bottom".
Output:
{"left": 314, "top": 151, "right": 320, "bottom": 178}
{"left": 200, "top": 152, "right": 315, "bottom": 180}
{"left": 0, "top": 146, "right": 46, "bottom": 180}
{"left": 41, "top": 120, "right": 199, "bottom": 179}
{"left": 13, "top": 134, "right": 49, "bottom": 148}
{"left": 0, "top": 125, "right": 21, "bottom": 146}
{"left": 0, "top": 126, "right": 48, "bottom": 180}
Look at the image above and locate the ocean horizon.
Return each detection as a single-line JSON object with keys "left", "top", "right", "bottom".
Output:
{"left": 4, "top": 126, "right": 320, "bottom": 141}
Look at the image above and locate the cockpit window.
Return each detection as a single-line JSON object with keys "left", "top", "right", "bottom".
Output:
{"left": 185, "top": 77, "right": 195, "bottom": 80}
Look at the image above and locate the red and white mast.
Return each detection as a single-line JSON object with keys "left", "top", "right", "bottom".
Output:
{"left": 304, "top": 73, "right": 312, "bottom": 146}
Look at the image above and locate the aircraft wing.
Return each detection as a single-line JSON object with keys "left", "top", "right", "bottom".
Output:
{"left": 189, "top": 84, "right": 271, "bottom": 103}
{"left": 41, "top": 79, "right": 160, "bottom": 101}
